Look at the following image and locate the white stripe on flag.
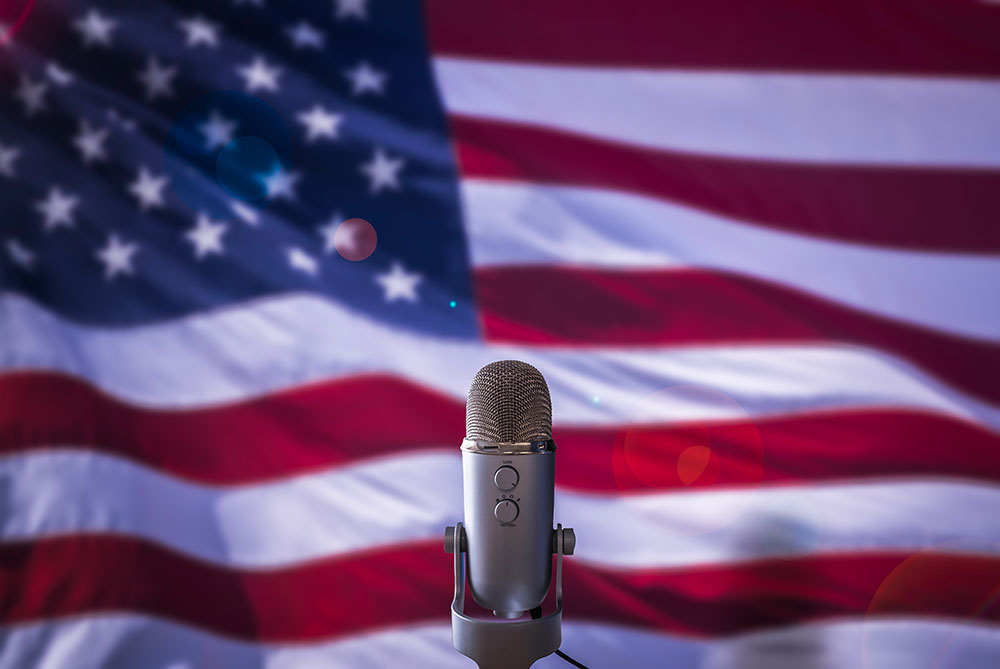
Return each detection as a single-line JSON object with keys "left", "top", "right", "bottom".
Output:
{"left": 460, "top": 180, "right": 1000, "bottom": 342}
{"left": 433, "top": 57, "right": 1000, "bottom": 167}
{"left": 4, "top": 449, "right": 999, "bottom": 569}
{"left": 3, "top": 293, "right": 998, "bottom": 429}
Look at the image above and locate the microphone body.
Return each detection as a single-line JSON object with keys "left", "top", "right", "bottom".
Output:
{"left": 462, "top": 443, "right": 555, "bottom": 618}
{"left": 461, "top": 359, "right": 558, "bottom": 619}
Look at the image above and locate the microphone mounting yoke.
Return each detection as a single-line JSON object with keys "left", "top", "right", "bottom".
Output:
{"left": 444, "top": 523, "right": 576, "bottom": 669}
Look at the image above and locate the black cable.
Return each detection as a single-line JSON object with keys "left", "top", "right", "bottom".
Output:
{"left": 554, "top": 649, "right": 590, "bottom": 668}
{"left": 528, "top": 607, "right": 591, "bottom": 668}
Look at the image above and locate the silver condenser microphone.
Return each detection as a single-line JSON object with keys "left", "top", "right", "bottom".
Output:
{"left": 464, "top": 359, "right": 557, "bottom": 618}
{"left": 445, "top": 360, "right": 578, "bottom": 669}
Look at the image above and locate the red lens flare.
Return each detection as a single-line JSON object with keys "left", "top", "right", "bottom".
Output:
{"left": 334, "top": 217, "right": 377, "bottom": 261}
{"left": 612, "top": 384, "right": 764, "bottom": 536}
{"left": 864, "top": 542, "right": 1000, "bottom": 669}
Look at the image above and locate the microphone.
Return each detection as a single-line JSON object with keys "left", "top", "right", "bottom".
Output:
{"left": 445, "top": 360, "right": 580, "bottom": 669}
{"left": 463, "top": 359, "right": 557, "bottom": 618}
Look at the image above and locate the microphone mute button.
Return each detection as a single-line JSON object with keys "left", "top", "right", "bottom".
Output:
{"left": 494, "top": 499, "right": 519, "bottom": 523}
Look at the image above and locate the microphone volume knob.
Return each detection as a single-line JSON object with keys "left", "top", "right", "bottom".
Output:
{"left": 494, "top": 466, "right": 519, "bottom": 491}
{"left": 494, "top": 499, "right": 519, "bottom": 523}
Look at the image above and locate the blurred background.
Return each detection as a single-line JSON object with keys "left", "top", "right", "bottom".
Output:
{"left": 1, "top": 0, "right": 999, "bottom": 667}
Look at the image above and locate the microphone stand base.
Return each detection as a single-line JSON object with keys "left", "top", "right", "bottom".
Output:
{"left": 445, "top": 523, "right": 572, "bottom": 669}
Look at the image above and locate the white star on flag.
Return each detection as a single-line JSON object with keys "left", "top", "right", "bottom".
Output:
{"left": 73, "top": 9, "right": 117, "bottom": 48}
{"left": 360, "top": 148, "right": 404, "bottom": 193}
{"left": 237, "top": 56, "right": 282, "bottom": 93}
{"left": 297, "top": 105, "right": 342, "bottom": 143}
{"left": 45, "top": 62, "right": 75, "bottom": 86}
{"left": 96, "top": 234, "right": 139, "bottom": 280}
{"left": 15, "top": 76, "right": 48, "bottom": 116}
{"left": 264, "top": 169, "right": 301, "bottom": 200}
{"left": 129, "top": 167, "right": 170, "bottom": 210}
{"left": 137, "top": 57, "right": 177, "bottom": 100}
{"left": 72, "top": 121, "right": 109, "bottom": 164}
{"left": 230, "top": 201, "right": 260, "bottom": 226}
{"left": 376, "top": 262, "right": 422, "bottom": 302}
{"left": 6, "top": 239, "right": 35, "bottom": 271}
{"left": 0, "top": 143, "right": 19, "bottom": 178}
{"left": 199, "top": 110, "right": 238, "bottom": 150}
{"left": 35, "top": 187, "right": 79, "bottom": 231}
{"left": 287, "top": 21, "right": 325, "bottom": 49}
{"left": 106, "top": 108, "right": 137, "bottom": 132}
{"left": 287, "top": 247, "right": 319, "bottom": 276}
{"left": 317, "top": 212, "right": 344, "bottom": 253}
{"left": 185, "top": 214, "right": 228, "bottom": 259}
{"left": 178, "top": 15, "right": 220, "bottom": 48}
{"left": 344, "top": 61, "right": 386, "bottom": 96}
{"left": 335, "top": 0, "right": 370, "bottom": 20}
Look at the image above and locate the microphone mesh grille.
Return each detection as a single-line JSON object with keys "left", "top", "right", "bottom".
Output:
{"left": 466, "top": 360, "right": 552, "bottom": 442}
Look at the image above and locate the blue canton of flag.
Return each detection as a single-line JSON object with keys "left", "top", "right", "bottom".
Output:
{"left": 1, "top": 0, "right": 476, "bottom": 335}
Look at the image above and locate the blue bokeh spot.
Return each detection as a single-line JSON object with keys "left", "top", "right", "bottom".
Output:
{"left": 216, "top": 136, "right": 281, "bottom": 202}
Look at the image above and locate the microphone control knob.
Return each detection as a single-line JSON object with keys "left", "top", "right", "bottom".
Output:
{"left": 494, "top": 499, "right": 519, "bottom": 523}
{"left": 494, "top": 466, "right": 519, "bottom": 491}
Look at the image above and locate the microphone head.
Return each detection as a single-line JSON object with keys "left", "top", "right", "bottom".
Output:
{"left": 466, "top": 360, "right": 552, "bottom": 443}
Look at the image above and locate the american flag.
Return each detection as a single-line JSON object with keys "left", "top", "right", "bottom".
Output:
{"left": 2, "top": 0, "right": 1000, "bottom": 666}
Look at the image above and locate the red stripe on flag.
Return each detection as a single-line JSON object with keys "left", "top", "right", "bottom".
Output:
{"left": 425, "top": 0, "right": 1000, "bottom": 76}
{"left": 2, "top": 536, "right": 997, "bottom": 640}
{"left": 3, "top": 373, "right": 1000, "bottom": 489}
{"left": 0, "top": 372, "right": 461, "bottom": 483}
{"left": 452, "top": 117, "right": 1000, "bottom": 254}
{"left": 475, "top": 267, "right": 1000, "bottom": 406}
{"left": 585, "top": 410, "right": 1000, "bottom": 493}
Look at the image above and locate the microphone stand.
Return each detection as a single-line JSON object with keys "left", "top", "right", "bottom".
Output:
{"left": 445, "top": 523, "right": 576, "bottom": 669}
